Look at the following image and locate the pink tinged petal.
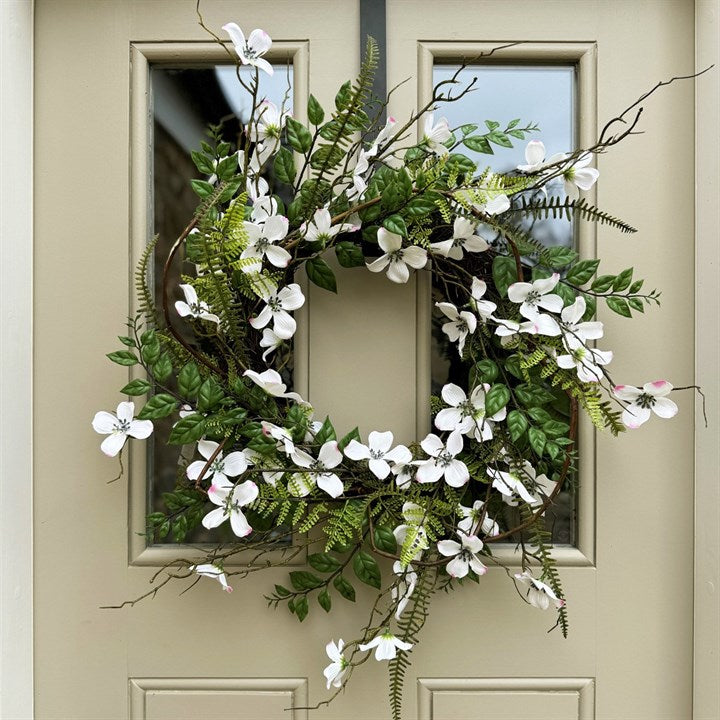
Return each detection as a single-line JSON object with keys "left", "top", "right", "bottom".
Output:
{"left": 243, "top": 222, "right": 263, "bottom": 242}
{"left": 446, "top": 556, "right": 469, "bottom": 578}
{"left": 462, "top": 534, "right": 484, "bottom": 553}
{"left": 247, "top": 28, "right": 272, "bottom": 55}
{"left": 232, "top": 480, "right": 259, "bottom": 506}
{"left": 574, "top": 167, "right": 599, "bottom": 190}
{"left": 420, "top": 433, "right": 444, "bottom": 456}
{"left": 368, "top": 458, "right": 391, "bottom": 479}
{"left": 534, "top": 314, "right": 561, "bottom": 336}
{"left": 92, "top": 411, "right": 117, "bottom": 434}
{"left": 402, "top": 246, "right": 428, "bottom": 269}
{"left": 278, "top": 283, "right": 305, "bottom": 311}
{"left": 469, "top": 556, "right": 488, "bottom": 576}
{"left": 435, "top": 407, "right": 463, "bottom": 432}
{"left": 272, "top": 310, "right": 297, "bottom": 340}
{"left": 202, "top": 506, "right": 227, "bottom": 530}
{"left": 318, "top": 441, "right": 343, "bottom": 468}
{"left": 175, "top": 301, "right": 193, "bottom": 317}
{"left": 444, "top": 461, "right": 469, "bottom": 488}
{"left": 198, "top": 439, "right": 219, "bottom": 460}
{"left": 453, "top": 216, "right": 475, "bottom": 238}
{"left": 264, "top": 244, "right": 292, "bottom": 268}
{"left": 446, "top": 430, "right": 464, "bottom": 456}
{"left": 622, "top": 404, "right": 651, "bottom": 428}
{"left": 366, "top": 255, "right": 390, "bottom": 273}
{"left": 430, "top": 239, "right": 454, "bottom": 257}
{"left": 613, "top": 385, "right": 642, "bottom": 401}
{"left": 441, "top": 382, "right": 466, "bottom": 407}
{"left": 644, "top": 380, "right": 673, "bottom": 396}
{"left": 576, "top": 362, "right": 603, "bottom": 383}
{"left": 377, "top": 228, "right": 402, "bottom": 253}
{"left": 577, "top": 321, "right": 603, "bottom": 340}
{"left": 116, "top": 401, "right": 135, "bottom": 423}
{"left": 291, "top": 449, "right": 314, "bottom": 468}
{"left": 437, "top": 539, "right": 461, "bottom": 556}
{"left": 385, "top": 445, "right": 412, "bottom": 464}
{"left": 369, "top": 430, "right": 394, "bottom": 454}
{"left": 249, "top": 305, "right": 273, "bottom": 330}
{"left": 222, "top": 22, "right": 246, "bottom": 48}
{"left": 222, "top": 452, "right": 249, "bottom": 477}
{"left": 525, "top": 139, "right": 546, "bottom": 166}
{"left": 652, "top": 397, "right": 678, "bottom": 419}
{"left": 317, "top": 472, "right": 344, "bottom": 498}
{"left": 186, "top": 460, "right": 208, "bottom": 482}
{"left": 207, "top": 481, "right": 231, "bottom": 505}
{"left": 462, "top": 235, "right": 489, "bottom": 253}
{"left": 416, "top": 461, "right": 444, "bottom": 484}
{"left": 538, "top": 293, "right": 564, "bottom": 313}
{"left": 561, "top": 297, "right": 585, "bottom": 324}
{"left": 507, "top": 282, "right": 532, "bottom": 303}
{"left": 263, "top": 214, "right": 289, "bottom": 241}
{"left": 100, "top": 433, "right": 127, "bottom": 457}
{"left": 344, "top": 440, "right": 371, "bottom": 461}
{"left": 386, "top": 259, "right": 410, "bottom": 284}
{"left": 556, "top": 354, "right": 576, "bottom": 370}
{"left": 127, "top": 419, "right": 153, "bottom": 439}
{"left": 199, "top": 311, "right": 221, "bottom": 324}
{"left": 485, "top": 194, "right": 509, "bottom": 215}
{"left": 533, "top": 274, "right": 560, "bottom": 294}
{"left": 229, "top": 508, "right": 253, "bottom": 537}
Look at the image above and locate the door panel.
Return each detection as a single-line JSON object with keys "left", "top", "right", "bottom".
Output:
{"left": 34, "top": 0, "right": 695, "bottom": 718}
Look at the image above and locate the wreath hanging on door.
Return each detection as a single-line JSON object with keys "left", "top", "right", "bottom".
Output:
{"left": 93, "top": 19, "right": 693, "bottom": 717}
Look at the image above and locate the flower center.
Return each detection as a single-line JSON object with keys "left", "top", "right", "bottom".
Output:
{"left": 636, "top": 392, "right": 657, "bottom": 409}
{"left": 243, "top": 43, "right": 259, "bottom": 59}
{"left": 256, "top": 238, "right": 270, "bottom": 252}
{"left": 113, "top": 419, "right": 131, "bottom": 433}
{"left": 210, "top": 459, "right": 225, "bottom": 474}
{"left": 370, "top": 449, "right": 385, "bottom": 459}
{"left": 389, "top": 249, "right": 405, "bottom": 262}
{"left": 525, "top": 290, "right": 541, "bottom": 306}
{"left": 310, "top": 459, "right": 327, "bottom": 472}
{"left": 459, "top": 399, "right": 481, "bottom": 419}
{"left": 437, "top": 450, "right": 454, "bottom": 467}
{"left": 268, "top": 297, "right": 282, "bottom": 311}
{"left": 571, "top": 346, "right": 586, "bottom": 362}
{"left": 190, "top": 302, "right": 203, "bottom": 314}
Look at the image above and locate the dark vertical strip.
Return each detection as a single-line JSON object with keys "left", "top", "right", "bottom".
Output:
{"left": 360, "top": 0, "right": 387, "bottom": 127}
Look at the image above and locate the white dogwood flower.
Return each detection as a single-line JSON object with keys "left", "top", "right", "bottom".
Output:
{"left": 416, "top": 431, "right": 469, "bottom": 487}
{"left": 392, "top": 561, "right": 417, "bottom": 619}
{"left": 430, "top": 216, "right": 490, "bottom": 259}
{"left": 249, "top": 100, "right": 288, "bottom": 142}
{"left": 249, "top": 281, "right": 305, "bottom": 339}
{"left": 422, "top": 113, "right": 451, "bottom": 155}
{"left": 289, "top": 441, "right": 344, "bottom": 498}
{"left": 243, "top": 368, "right": 307, "bottom": 404}
{"left": 562, "top": 153, "right": 599, "bottom": 198}
{"left": 175, "top": 283, "right": 220, "bottom": 324}
{"left": 92, "top": 401, "right": 153, "bottom": 457}
{"left": 469, "top": 277, "right": 497, "bottom": 321}
{"left": 613, "top": 380, "right": 678, "bottom": 429}
{"left": 516, "top": 139, "right": 566, "bottom": 174}
{"left": 487, "top": 462, "right": 538, "bottom": 506}
{"left": 359, "top": 632, "right": 413, "bottom": 661}
{"left": 241, "top": 216, "right": 291, "bottom": 270}
{"left": 349, "top": 149, "right": 371, "bottom": 199}
{"left": 202, "top": 477, "right": 259, "bottom": 537}
{"left": 560, "top": 296, "right": 603, "bottom": 342}
{"left": 344, "top": 430, "right": 412, "bottom": 479}
{"left": 260, "top": 327, "right": 283, "bottom": 361}
{"left": 367, "top": 116, "right": 397, "bottom": 157}
{"left": 507, "top": 274, "right": 563, "bottom": 320}
{"left": 366, "top": 228, "right": 428, "bottom": 284}
{"left": 514, "top": 571, "right": 565, "bottom": 610}
{"left": 191, "top": 563, "right": 233, "bottom": 593}
{"left": 437, "top": 533, "right": 488, "bottom": 578}
{"left": 458, "top": 500, "right": 500, "bottom": 537}
{"left": 303, "top": 208, "right": 357, "bottom": 245}
{"left": 391, "top": 461, "right": 416, "bottom": 490}
{"left": 222, "top": 23, "right": 274, "bottom": 75}
{"left": 186, "top": 439, "right": 252, "bottom": 485}
{"left": 436, "top": 301, "right": 477, "bottom": 356}
{"left": 434, "top": 383, "right": 506, "bottom": 442}
{"left": 557, "top": 335, "right": 612, "bottom": 383}
{"left": 261, "top": 421, "right": 295, "bottom": 455}
{"left": 324, "top": 639, "right": 349, "bottom": 689}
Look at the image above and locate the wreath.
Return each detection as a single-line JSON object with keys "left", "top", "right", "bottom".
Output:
{"left": 93, "top": 18, "right": 694, "bottom": 717}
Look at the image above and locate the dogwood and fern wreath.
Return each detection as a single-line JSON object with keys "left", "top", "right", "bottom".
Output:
{"left": 94, "top": 21, "right": 696, "bottom": 717}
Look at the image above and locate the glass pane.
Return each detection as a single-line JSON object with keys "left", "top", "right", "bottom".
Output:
{"left": 149, "top": 63, "right": 292, "bottom": 544}
{"left": 431, "top": 63, "right": 577, "bottom": 545}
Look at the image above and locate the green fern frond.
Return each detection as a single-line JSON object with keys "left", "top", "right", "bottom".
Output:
{"left": 515, "top": 196, "right": 637, "bottom": 234}
{"left": 135, "top": 234, "right": 160, "bottom": 323}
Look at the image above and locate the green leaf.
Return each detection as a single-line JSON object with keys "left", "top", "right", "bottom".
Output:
{"left": 168, "top": 413, "right": 206, "bottom": 445}
{"left": 606, "top": 296, "right": 632, "bottom": 318}
{"left": 528, "top": 426, "right": 547, "bottom": 456}
{"left": 353, "top": 550, "right": 381, "bottom": 589}
{"left": 107, "top": 350, "right": 139, "bottom": 366}
{"left": 629, "top": 279, "right": 644, "bottom": 293}
{"left": 463, "top": 135, "right": 493, "bottom": 154}
{"left": 171, "top": 515, "right": 188, "bottom": 543}
{"left": 274, "top": 584, "right": 291, "bottom": 597}
{"left": 335, "top": 241, "right": 364, "bottom": 268}
{"left": 565, "top": 258, "right": 600, "bottom": 285}
{"left": 289, "top": 570, "right": 324, "bottom": 591}
{"left": 492, "top": 255, "right": 518, "bottom": 297}
{"left": 197, "top": 377, "right": 224, "bottom": 412}
{"left": 470, "top": 359, "right": 499, "bottom": 385}
{"left": 488, "top": 131, "right": 513, "bottom": 148}
{"left": 333, "top": 574, "right": 356, "bottom": 602}
{"left": 294, "top": 595, "right": 309, "bottom": 622}
{"left": 120, "top": 378, "right": 151, "bottom": 396}
{"left": 217, "top": 177, "right": 243, "bottom": 203}
{"left": 373, "top": 525, "right": 397, "bottom": 554}
{"left": 527, "top": 407, "right": 552, "bottom": 423}
{"left": 285, "top": 117, "right": 313, "bottom": 153}
{"left": 318, "top": 589, "right": 332, "bottom": 612}
{"left": 447, "top": 153, "right": 477, "bottom": 174}
{"left": 628, "top": 297, "right": 645, "bottom": 313}
{"left": 191, "top": 150, "right": 215, "bottom": 175}
{"left": 543, "top": 420, "right": 571, "bottom": 438}
{"left": 515, "top": 384, "right": 554, "bottom": 407}
{"left": 306, "top": 257, "right": 337, "bottom": 293}
{"left": 484, "top": 384, "right": 511, "bottom": 417}
{"left": 215, "top": 155, "right": 237, "bottom": 182}
{"left": 546, "top": 441, "right": 561, "bottom": 461}
{"left": 507, "top": 410, "right": 529, "bottom": 441}
{"left": 383, "top": 214, "right": 407, "bottom": 237}
{"left": 308, "top": 94, "right": 325, "bottom": 125}
{"left": 274, "top": 146, "right": 296, "bottom": 185}
{"left": 178, "top": 362, "right": 202, "bottom": 400}
{"left": 485, "top": 120, "right": 500, "bottom": 131}
{"left": 338, "top": 427, "right": 361, "bottom": 451}
{"left": 140, "top": 333, "right": 161, "bottom": 364}
{"left": 152, "top": 352, "right": 173, "bottom": 383}
{"left": 613, "top": 267, "right": 634, "bottom": 292}
{"left": 591, "top": 274, "right": 616, "bottom": 293}
{"left": 459, "top": 123, "right": 479, "bottom": 136}
{"left": 190, "top": 179, "right": 214, "bottom": 198}
{"left": 118, "top": 335, "right": 136, "bottom": 347}
{"left": 542, "top": 246, "right": 578, "bottom": 269}
{"left": 334, "top": 80, "right": 352, "bottom": 110}
{"left": 405, "top": 195, "right": 438, "bottom": 218}
{"left": 308, "top": 553, "right": 342, "bottom": 573}
{"left": 315, "top": 416, "right": 337, "bottom": 445}
{"left": 137, "top": 394, "right": 178, "bottom": 420}
{"left": 310, "top": 144, "right": 345, "bottom": 171}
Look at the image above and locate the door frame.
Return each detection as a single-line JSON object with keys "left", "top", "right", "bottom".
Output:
{"left": 0, "top": 1, "right": 717, "bottom": 718}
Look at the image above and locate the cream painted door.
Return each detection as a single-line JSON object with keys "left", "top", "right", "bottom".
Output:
{"left": 34, "top": 2, "right": 695, "bottom": 720}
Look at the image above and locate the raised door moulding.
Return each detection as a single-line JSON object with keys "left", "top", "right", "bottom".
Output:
{"left": 417, "top": 677, "right": 595, "bottom": 720}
